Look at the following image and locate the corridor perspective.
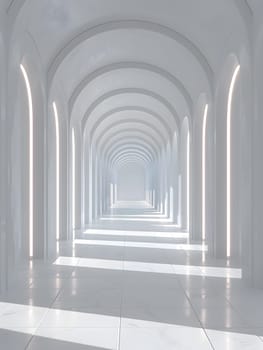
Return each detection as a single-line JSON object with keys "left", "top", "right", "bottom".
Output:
{"left": 1, "top": 0, "right": 263, "bottom": 349}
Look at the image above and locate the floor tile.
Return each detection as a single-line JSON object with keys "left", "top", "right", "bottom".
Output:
{"left": 0, "top": 328, "right": 33, "bottom": 350}
{"left": 207, "top": 329, "right": 263, "bottom": 349}
{"left": 121, "top": 307, "right": 200, "bottom": 327}
{"left": 2, "top": 207, "right": 258, "bottom": 350}
{"left": 39, "top": 308, "right": 120, "bottom": 328}
{"left": 30, "top": 328, "right": 119, "bottom": 349}
{"left": 0, "top": 303, "right": 47, "bottom": 328}
{"left": 120, "top": 325, "right": 213, "bottom": 350}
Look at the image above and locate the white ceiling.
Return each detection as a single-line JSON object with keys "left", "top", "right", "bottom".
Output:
{"left": 1, "top": 0, "right": 254, "bottom": 168}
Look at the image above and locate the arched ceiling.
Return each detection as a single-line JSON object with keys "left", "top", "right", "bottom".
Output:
{"left": 13, "top": 0, "right": 249, "bottom": 75}
{"left": 6, "top": 0, "right": 252, "bottom": 176}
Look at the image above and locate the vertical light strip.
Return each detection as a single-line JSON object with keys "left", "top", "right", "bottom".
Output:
{"left": 72, "top": 128, "right": 76, "bottom": 240}
{"left": 202, "top": 104, "right": 209, "bottom": 241}
{"left": 187, "top": 131, "right": 190, "bottom": 231}
{"left": 170, "top": 186, "right": 174, "bottom": 221}
{"left": 89, "top": 152, "right": 93, "bottom": 222}
{"left": 165, "top": 192, "right": 168, "bottom": 216}
{"left": 227, "top": 64, "right": 240, "bottom": 258}
{"left": 178, "top": 174, "right": 182, "bottom": 227}
{"left": 52, "top": 102, "right": 60, "bottom": 241}
{"left": 20, "top": 64, "right": 33, "bottom": 258}
{"left": 114, "top": 184, "right": 117, "bottom": 204}
{"left": 82, "top": 146, "right": 85, "bottom": 227}
{"left": 110, "top": 183, "right": 114, "bottom": 207}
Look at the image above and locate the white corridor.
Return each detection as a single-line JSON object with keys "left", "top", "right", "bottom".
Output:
{"left": 1, "top": 1, "right": 263, "bottom": 349}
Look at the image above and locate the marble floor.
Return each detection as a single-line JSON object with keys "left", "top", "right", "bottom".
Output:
{"left": 1, "top": 202, "right": 263, "bottom": 349}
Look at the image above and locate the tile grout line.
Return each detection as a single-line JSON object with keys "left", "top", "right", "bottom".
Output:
{"left": 118, "top": 237, "right": 126, "bottom": 350}
{"left": 48, "top": 285, "right": 64, "bottom": 309}
{"left": 202, "top": 328, "right": 216, "bottom": 350}
{"left": 24, "top": 266, "right": 70, "bottom": 349}
{"left": 152, "top": 233, "right": 216, "bottom": 349}
{"left": 168, "top": 252, "right": 216, "bottom": 350}
{"left": 24, "top": 333, "right": 35, "bottom": 350}
{"left": 24, "top": 307, "right": 50, "bottom": 349}
{"left": 224, "top": 293, "right": 260, "bottom": 330}
{"left": 176, "top": 277, "right": 215, "bottom": 350}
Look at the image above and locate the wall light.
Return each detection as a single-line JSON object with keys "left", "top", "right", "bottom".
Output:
{"left": 227, "top": 64, "right": 240, "bottom": 258}
{"left": 202, "top": 104, "right": 209, "bottom": 241}
{"left": 178, "top": 174, "right": 182, "bottom": 227}
{"left": 110, "top": 183, "right": 114, "bottom": 207}
{"left": 89, "top": 153, "right": 93, "bottom": 222}
{"left": 187, "top": 131, "right": 190, "bottom": 231}
{"left": 52, "top": 102, "right": 60, "bottom": 241}
{"left": 169, "top": 186, "right": 174, "bottom": 220}
{"left": 72, "top": 128, "right": 76, "bottom": 239}
{"left": 114, "top": 184, "right": 117, "bottom": 204}
{"left": 20, "top": 64, "right": 33, "bottom": 258}
{"left": 165, "top": 191, "right": 168, "bottom": 217}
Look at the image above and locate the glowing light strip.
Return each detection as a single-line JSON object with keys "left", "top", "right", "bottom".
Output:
{"left": 187, "top": 131, "right": 190, "bottom": 231}
{"left": 82, "top": 145, "right": 85, "bottom": 227}
{"left": 110, "top": 183, "right": 114, "bottom": 207}
{"left": 169, "top": 187, "right": 174, "bottom": 220}
{"left": 178, "top": 174, "right": 182, "bottom": 226}
{"left": 88, "top": 152, "right": 93, "bottom": 222}
{"left": 72, "top": 128, "right": 76, "bottom": 238}
{"left": 114, "top": 184, "right": 117, "bottom": 203}
{"left": 52, "top": 102, "right": 60, "bottom": 241}
{"left": 20, "top": 64, "right": 33, "bottom": 258}
{"left": 202, "top": 104, "right": 208, "bottom": 241}
{"left": 227, "top": 65, "right": 240, "bottom": 258}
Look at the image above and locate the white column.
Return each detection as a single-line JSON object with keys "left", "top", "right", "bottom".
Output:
{"left": 0, "top": 30, "right": 8, "bottom": 293}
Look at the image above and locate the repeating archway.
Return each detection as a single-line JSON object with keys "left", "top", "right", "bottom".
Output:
{"left": 69, "top": 62, "right": 193, "bottom": 115}
{"left": 81, "top": 88, "right": 180, "bottom": 132}
{"left": 3, "top": 0, "right": 258, "bottom": 293}
{"left": 48, "top": 19, "right": 214, "bottom": 91}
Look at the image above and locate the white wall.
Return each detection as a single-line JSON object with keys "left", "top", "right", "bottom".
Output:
{"left": 117, "top": 163, "right": 146, "bottom": 201}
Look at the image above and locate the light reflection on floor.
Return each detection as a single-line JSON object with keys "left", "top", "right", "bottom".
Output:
{"left": 0, "top": 203, "right": 262, "bottom": 349}
{"left": 54, "top": 256, "right": 241, "bottom": 279}
{"left": 84, "top": 229, "right": 189, "bottom": 239}
{"left": 74, "top": 239, "right": 207, "bottom": 251}
{"left": 0, "top": 302, "right": 262, "bottom": 349}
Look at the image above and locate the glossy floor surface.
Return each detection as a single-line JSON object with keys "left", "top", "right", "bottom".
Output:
{"left": 1, "top": 202, "right": 263, "bottom": 349}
